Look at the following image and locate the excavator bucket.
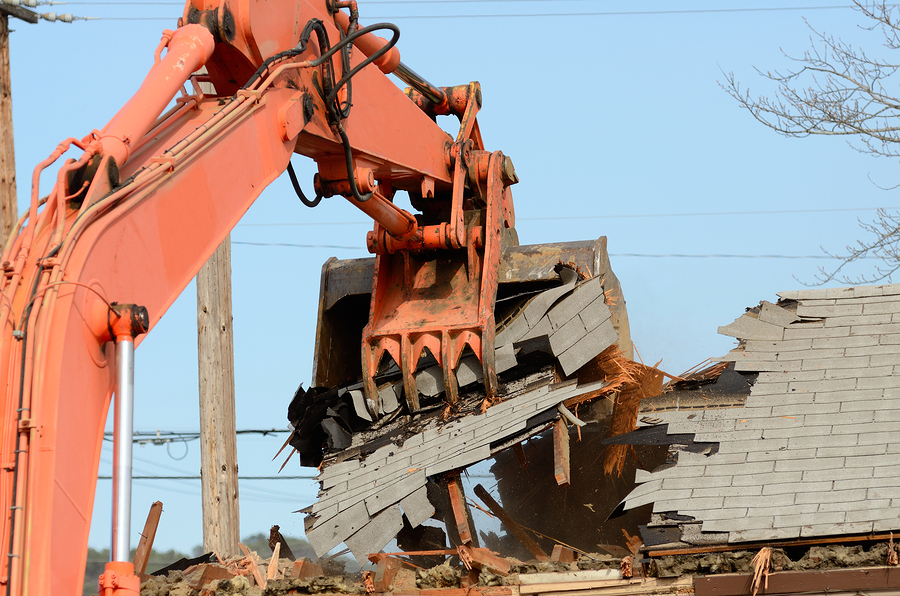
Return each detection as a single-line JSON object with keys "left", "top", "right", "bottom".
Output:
{"left": 312, "top": 236, "right": 632, "bottom": 414}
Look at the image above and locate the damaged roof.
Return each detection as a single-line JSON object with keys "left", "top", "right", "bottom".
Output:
{"left": 620, "top": 283, "right": 900, "bottom": 544}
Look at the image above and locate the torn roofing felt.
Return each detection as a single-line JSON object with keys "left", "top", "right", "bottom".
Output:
{"left": 618, "top": 283, "right": 900, "bottom": 544}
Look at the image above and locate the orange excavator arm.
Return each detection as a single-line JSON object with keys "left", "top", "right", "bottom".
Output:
{"left": 0, "top": 0, "right": 517, "bottom": 593}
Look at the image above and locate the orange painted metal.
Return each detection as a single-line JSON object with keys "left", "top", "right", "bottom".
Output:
{"left": 0, "top": 0, "right": 518, "bottom": 592}
{"left": 98, "top": 561, "right": 140, "bottom": 596}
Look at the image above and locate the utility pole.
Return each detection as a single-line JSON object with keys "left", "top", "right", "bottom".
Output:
{"left": 197, "top": 236, "right": 240, "bottom": 557}
{"left": 0, "top": 4, "right": 36, "bottom": 247}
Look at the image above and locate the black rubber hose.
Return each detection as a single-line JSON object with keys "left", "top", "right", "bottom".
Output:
{"left": 324, "top": 23, "right": 400, "bottom": 113}
{"left": 287, "top": 161, "right": 323, "bottom": 207}
{"left": 334, "top": 121, "right": 373, "bottom": 203}
{"left": 241, "top": 18, "right": 332, "bottom": 91}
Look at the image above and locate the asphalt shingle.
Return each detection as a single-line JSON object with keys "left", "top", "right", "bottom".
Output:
{"left": 620, "top": 283, "right": 900, "bottom": 544}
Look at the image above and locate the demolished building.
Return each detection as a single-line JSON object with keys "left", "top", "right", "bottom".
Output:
{"left": 269, "top": 275, "right": 900, "bottom": 596}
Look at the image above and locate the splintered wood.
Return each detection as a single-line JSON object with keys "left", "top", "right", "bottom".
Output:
{"left": 602, "top": 354, "right": 666, "bottom": 476}
{"left": 553, "top": 419, "right": 570, "bottom": 486}
{"left": 473, "top": 484, "right": 548, "bottom": 561}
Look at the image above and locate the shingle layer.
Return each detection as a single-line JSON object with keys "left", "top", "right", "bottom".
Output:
{"left": 306, "top": 376, "right": 606, "bottom": 559}
{"left": 621, "top": 284, "right": 900, "bottom": 543}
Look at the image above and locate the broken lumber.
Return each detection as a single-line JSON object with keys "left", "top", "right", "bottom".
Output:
{"left": 133, "top": 501, "right": 163, "bottom": 574}
{"left": 473, "top": 484, "right": 548, "bottom": 561}
{"left": 238, "top": 543, "right": 266, "bottom": 588}
{"left": 290, "top": 559, "right": 324, "bottom": 580}
{"left": 446, "top": 473, "right": 475, "bottom": 545}
{"left": 553, "top": 419, "right": 571, "bottom": 486}
{"left": 269, "top": 525, "right": 296, "bottom": 561}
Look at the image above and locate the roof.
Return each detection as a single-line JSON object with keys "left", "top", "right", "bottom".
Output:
{"left": 620, "top": 283, "right": 900, "bottom": 544}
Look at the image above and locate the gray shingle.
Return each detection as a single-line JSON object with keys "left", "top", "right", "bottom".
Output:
{"left": 825, "top": 314, "right": 893, "bottom": 328}
{"left": 696, "top": 507, "right": 750, "bottom": 521}
{"left": 812, "top": 335, "right": 879, "bottom": 349}
{"left": 787, "top": 433, "right": 858, "bottom": 448}
{"left": 718, "top": 315, "right": 784, "bottom": 341}
{"left": 399, "top": 486, "right": 434, "bottom": 529}
{"left": 661, "top": 475, "right": 732, "bottom": 490}
{"left": 858, "top": 431, "right": 900, "bottom": 445}
{"left": 344, "top": 505, "right": 404, "bottom": 563}
{"left": 844, "top": 344, "right": 900, "bottom": 356}
{"left": 364, "top": 470, "right": 426, "bottom": 517}
{"left": 758, "top": 370, "right": 825, "bottom": 383}
{"left": 579, "top": 296, "right": 611, "bottom": 332}
{"left": 796, "top": 304, "right": 863, "bottom": 318}
{"left": 745, "top": 338, "right": 813, "bottom": 352}
{"left": 548, "top": 315, "right": 587, "bottom": 355}
{"left": 748, "top": 448, "right": 816, "bottom": 462}
{"left": 825, "top": 365, "right": 893, "bottom": 379}
{"left": 864, "top": 300, "right": 900, "bottom": 315}
{"left": 802, "top": 411, "right": 872, "bottom": 427}
{"left": 802, "top": 467, "right": 873, "bottom": 482}
{"left": 799, "top": 356, "right": 870, "bottom": 370}
{"left": 733, "top": 360, "right": 801, "bottom": 373}
{"left": 774, "top": 457, "right": 844, "bottom": 472}
{"left": 775, "top": 511, "right": 845, "bottom": 527}
{"left": 703, "top": 516, "right": 774, "bottom": 533}
{"left": 704, "top": 461, "right": 774, "bottom": 477}
{"left": 801, "top": 521, "right": 873, "bottom": 537}
{"left": 723, "top": 493, "right": 795, "bottom": 509}
{"left": 557, "top": 319, "right": 618, "bottom": 375}
{"left": 692, "top": 486, "right": 761, "bottom": 498}
{"left": 784, "top": 325, "right": 850, "bottom": 340}
{"left": 718, "top": 438, "right": 786, "bottom": 453}
{"left": 547, "top": 277, "right": 605, "bottom": 329}
{"left": 729, "top": 527, "right": 801, "bottom": 542}
{"left": 732, "top": 471, "right": 802, "bottom": 486}
{"left": 762, "top": 480, "right": 832, "bottom": 495}
{"left": 759, "top": 301, "right": 801, "bottom": 327}
{"left": 852, "top": 322, "right": 900, "bottom": 336}
{"left": 809, "top": 388, "right": 883, "bottom": 403}
{"left": 306, "top": 501, "right": 371, "bottom": 557}
{"left": 818, "top": 444, "right": 884, "bottom": 458}
{"left": 653, "top": 496, "right": 725, "bottom": 512}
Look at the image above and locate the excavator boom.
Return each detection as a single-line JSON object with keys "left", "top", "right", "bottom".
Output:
{"left": 0, "top": 0, "right": 518, "bottom": 593}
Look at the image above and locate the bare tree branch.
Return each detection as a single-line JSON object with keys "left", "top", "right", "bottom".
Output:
{"left": 723, "top": 2, "right": 900, "bottom": 284}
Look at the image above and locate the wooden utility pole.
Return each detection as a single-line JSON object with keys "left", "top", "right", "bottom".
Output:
{"left": 197, "top": 236, "right": 240, "bottom": 557}
{"left": 0, "top": 6, "right": 36, "bottom": 247}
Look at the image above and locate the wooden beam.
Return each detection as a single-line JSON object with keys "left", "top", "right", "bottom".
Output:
{"left": 473, "top": 484, "right": 548, "bottom": 561}
{"left": 694, "top": 566, "right": 900, "bottom": 596}
{"left": 553, "top": 419, "right": 570, "bottom": 486}
{"left": 647, "top": 531, "right": 900, "bottom": 558}
{"left": 0, "top": 6, "right": 38, "bottom": 24}
{"left": 133, "top": 501, "right": 163, "bottom": 574}
{"left": 445, "top": 472, "right": 474, "bottom": 545}
{"left": 198, "top": 236, "right": 240, "bottom": 557}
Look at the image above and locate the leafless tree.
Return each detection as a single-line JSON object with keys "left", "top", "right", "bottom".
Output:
{"left": 722, "top": 1, "right": 900, "bottom": 284}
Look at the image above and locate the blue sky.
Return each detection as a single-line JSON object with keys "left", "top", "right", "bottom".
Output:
{"left": 8, "top": 1, "right": 899, "bottom": 553}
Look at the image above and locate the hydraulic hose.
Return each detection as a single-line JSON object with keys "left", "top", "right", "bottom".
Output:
{"left": 287, "top": 162, "right": 323, "bottom": 207}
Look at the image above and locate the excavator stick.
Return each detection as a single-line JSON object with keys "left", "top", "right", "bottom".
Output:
{"left": 362, "top": 149, "right": 511, "bottom": 414}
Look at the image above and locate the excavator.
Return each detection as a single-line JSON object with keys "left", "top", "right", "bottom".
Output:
{"left": 0, "top": 0, "right": 630, "bottom": 593}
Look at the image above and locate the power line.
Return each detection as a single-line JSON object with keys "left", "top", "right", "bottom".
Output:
{"left": 97, "top": 473, "right": 495, "bottom": 479}
{"left": 234, "top": 207, "right": 900, "bottom": 228}
{"left": 233, "top": 241, "right": 360, "bottom": 249}
{"left": 606, "top": 253, "right": 874, "bottom": 259}
{"left": 55, "top": 4, "right": 864, "bottom": 20}
{"left": 229, "top": 241, "right": 868, "bottom": 259}
{"left": 97, "top": 475, "right": 315, "bottom": 480}
{"left": 103, "top": 427, "right": 290, "bottom": 444}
